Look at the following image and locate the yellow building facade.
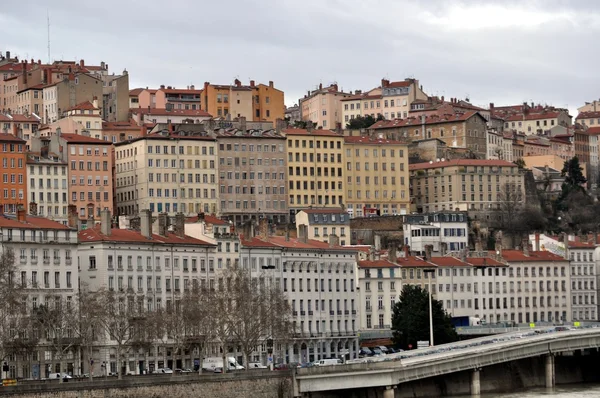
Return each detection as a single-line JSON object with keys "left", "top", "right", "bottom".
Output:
{"left": 343, "top": 136, "right": 410, "bottom": 217}
{"left": 284, "top": 128, "right": 345, "bottom": 221}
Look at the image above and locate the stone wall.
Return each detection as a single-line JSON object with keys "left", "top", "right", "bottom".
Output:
{"left": 2, "top": 372, "right": 292, "bottom": 398}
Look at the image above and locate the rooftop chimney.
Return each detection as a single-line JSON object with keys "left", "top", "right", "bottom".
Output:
{"left": 269, "top": 81, "right": 273, "bottom": 88}
{"left": 137, "top": 209, "right": 151, "bottom": 239}
{"left": 424, "top": 244, "right": 433, "bottom": 261}
{"left": 389, "top": 244, "right": 397, "bottom": 263}
{"left": 306, "top": 121, "right": 313, "bottom": 133}
{"left": 16, "top": 205, "right": 26, "bottom": 223}
{"left": 403, "top": 245, "right": 410, "bottom": 258}
{"left": 250, "top": 80, "right": 255, "bottom": 88}
{"left": 535, "top": 233, "right": 540, "bottom": 252}
{"left": 258, "top": 218, "right": 270, "bottom": 241}
{"left": 197, "top": 212, "right": 205, "bottom": 223}
{"left": 522, "top": 237, "right": 529, "bottom": 256}
{"left": 328, "top": 234, "right": 339, "bottom": 248}
{"left": 298, "top": 224, "right": 308, "bottom": 243}
{"left": 80, "top": 59, "right": 84, "bottom": 67}
{"left": 234, "top": 78, "right": 241, "bottom": 87}
{"left": 174, "top": 212, "right": 185, "bottom": 238}
{"left": 67, "top": 205, "right": 79, "bottom": 229}
{"left": 239, "top": 116, "right": 247, "bottom": 132}
{"left": 158, "top": 212, "right": 168, "bottom": 236}
{"left": 100, "top": 209, "right": 111, "bottom": 236}
{"left": 319, "top": 83, "right": 323, "bottom": 90}
{"left": 374, "top": 234, "right": 381, "bottom": 252}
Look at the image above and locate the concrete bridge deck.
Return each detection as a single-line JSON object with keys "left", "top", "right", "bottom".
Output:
{"left": 294, "top": 327, "right": 600, "bottom": 396}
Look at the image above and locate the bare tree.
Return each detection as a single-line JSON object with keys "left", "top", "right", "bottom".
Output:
{"left": 76, "top": 287, "right": 107, "bottom": 380}
{"left": 95, "top": 289, "right": 141, "bottom": 379}
{"left": 34, "top": 298, "right": 80, "bottom": 382}
{"left": 208, "top": 280, "right": 235, "bottom": 373}
{"left": 181, "top": 284, "right": 214, "bottom": 374}
{"left": 226, "top": 268, "right": 293, "bottom": 371}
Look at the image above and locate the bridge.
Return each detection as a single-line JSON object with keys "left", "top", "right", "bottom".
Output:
{"left": 293, "top": 327, "right": 600, "bottom": 397}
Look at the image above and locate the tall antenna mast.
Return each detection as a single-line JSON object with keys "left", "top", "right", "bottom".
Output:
{"left": 47, "top": 10, "right": 51, "bottom": 63}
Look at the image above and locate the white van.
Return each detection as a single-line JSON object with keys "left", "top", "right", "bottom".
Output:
{"left": 48, "top": 373, "right": 72, "bottom": 380}
{"left": 202, "top": 356, "right": 244, "bottom": 372}
{"left": 248, "top": 362, "right": 268, "bottom": 369}
{"left": 315, "top": 358, "right": 342, "bottom": 367}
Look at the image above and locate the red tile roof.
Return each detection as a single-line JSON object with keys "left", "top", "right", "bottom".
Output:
{"left": 129, "top": 88, "right": 144, "bottom": 96}
{"left": 65, "top": 101, "right": 98, "bottom": 112}
{"left": 58, "top": 133, "right": 112, "bottom": 144}
{"left": 268, "top": 236, "right": 357, "bottom": 251}
{"left": 387, "top": 80, "right": 412, "bottom": 88}
{"left": 343, "top": 136, "right": 407, "bottom": 145}
{"left": 567, "top": 241, "right": 596, "bottom": 248}
{"left": 240, "top": 236, "right": 282, "bottom": 248}
{"left": 283, "top": 128, "right": 342, "bottom": 137}
{"left": 498, "top": 250, "right": 567, "bottom": 262}
{"left": 370, "top": 111, "right": 482, "bottom": 130}
{"left": 395, "top": 256, "right": 435, "bottom": 268}
{"left": 0, "top": 215, "right": 72, "bottom": 230}
{"left": 79, "top": 225, "right": 214, "bottom": 245}
{"left": 161, "top": 88, "right": 203, "bottom": 95}
{"left": 427, "top": 257, "right": 468, "bottom": 267}
{"left": 130, "top": 108, "right": 212, "bottom": 118}
{"left": 576, "top": 111, "right": 600, "bottom": 120}
{"left": 298, "top": 209, "right": 349, "bottom": 215}
{"left": 503, "top": 112, "right": 561, "bottom": 122}
{"left": 0, "top": 133, "right": 25, "bottom": 143}
{"left": 586, "top": 127, "right": 600, "bottom": 135}
{"left": 466, "top": 257, "right": 505, "bottom": 267}
{"left": 410, "top": 159, "right": 516, "bottom": 171}
{"left": 185, "top": 214, "right": 230, "bottom": 225}
{"left": 358, "top": 259, "right": 399, "bottom": 268}
{"left": 0, "top": 114, "right": 41, "bottom": 123}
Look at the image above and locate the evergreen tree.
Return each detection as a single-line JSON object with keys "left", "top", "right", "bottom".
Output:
{"left": 391, "top": 284, "right": 458, "bottom": 349}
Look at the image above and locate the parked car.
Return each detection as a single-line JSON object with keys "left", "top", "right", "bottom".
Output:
{"left": 314, "top": 358, "right": 342, "bottom": 367}
{"left": 371, "top": 348, "right": 384, "bottom": 356}
{"left": 359, "top": 348, "right": 373, "bottom": 357}
{"left": 378, "top": 346, "right": 389, "bottom": 354}
{"left": 175, "top": 368, "right": 193, "bottom": 373}
{"left": 155, "top": 368, "right": 173, "bottom": 374}
{"left": 247, "top": 362, "right": 268, "bottom": 369}
{"left": 213, "top": 367, "right": 223, "bottom": 373}
{"left": 48, "top": 373, "right": 72, "bottom": 380}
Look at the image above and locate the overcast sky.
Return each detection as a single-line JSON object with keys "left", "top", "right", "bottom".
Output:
{"left": 1, "top": 0, "right": 599, "bottom": 115}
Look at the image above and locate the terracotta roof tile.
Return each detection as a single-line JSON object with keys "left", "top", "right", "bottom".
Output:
{"left": 65, "top": 101, "right": 98, "bottom": 112}
{"left": 185, "top": 214, "right": 230, "bottom": 225}
{"left": 130, "top": 108, "right": 212, "bottom": 118}
{"left": 576, "top": 111, "right": 600, "bottom": 120}
{"left": 370, "top": 111, "right": 481, "bottom": 130}
{"left": 0, "top": 133, "right": 26, "bottom": 143}
{"left": 0, "top": 215, "right": 72, "bottom": 230}
{"left": 427, "top": 257, "right": 468, "bottom": 267}
{"left": 129, "top": 88, "right": 144, "bottom": 96}
{"left": 298, "top": 209, "right": 349, "bottom": 215}
{"left": 268, "top": 236, "right": 357, "bottom": 251}
{"left": 410, "top": 159, "right": 516, "bottom": 171}
{"left": 497, "top": 250, "right": 567, "bottom": 262}
{"left": 466, "top": 257, "right": 506, "bottom": 267}
{"left": 283, "top": 128, "right": 342, "bottom": 137}
{"left": 343, "top": 136, "right": 407, "bottom": 145}
{"left": 358, "top": 259, "right": 399, "bottom": 268}
{"left": 396, "top": 256, "right": 435, "bottom": 268}
{"left": 58, "top": 133, "right": 111, "bottom": 144}
{"left": 79, "top": 225, "right": 214, "bottom": 245}
{"left": 161, "top": 88, "right": 203, "bottom": 95}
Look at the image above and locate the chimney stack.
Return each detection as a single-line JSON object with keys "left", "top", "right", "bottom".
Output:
{"left": 197, "top": 212, "right": 205, "bottom": 223}
{"left": 389, "top": 244, "right": 397, "bottom": 263}
{"left": 158, "top": 212, "right": 168, "bottom": 236}
{"left": 403, "top": 245, "right": 410, "bottom": 258}
{"left": 67, "top": 205, "right": 79, "bottom": 230}
{"left": 100, "top": 209, "right": 111, "bottom": 236}
{"left": 29, "top": 202, "right": 38, "bottom": 216}
{"left": 328, "top": 234, "right": 339, "bottom": 248}
{"left": 140, "top": 209, "right": 152, "bottom": 239}
{"left": 174, "top": 212, "right": 185, "bottom": 238}
{"left": 522, "top": 237, "right": 529, "bottom": 256}
{"left": 374, "top": 234, "right": 381, "bottom": 252}
{"left": 285, "top": 228, "right": 290, "bottom": 242}
{"left": 298, "top": 224, "right": 308, "bottom": 243}
{"left": 535, "top": 233, "right": 540, "bottom": 252}
{"left": 306, "top": 121, "right": 313, "bottom": 133}
{"left": 16, "top": 205, "right": 26, "bottom": 222}
{"left": 424, "top": 244, "right": 433, "bottom": 261}
{"left": 239, "top": 116, "right": 247, "bottom": 132}
{"left": 258, "top": 218, "right": 270, "bottom": 241}
{"left": 249, "top": 80, "right": 255, "bottom": 88}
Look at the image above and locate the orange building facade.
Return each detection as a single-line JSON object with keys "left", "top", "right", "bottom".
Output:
{"left": 0, "top": 133, "right": 27, "bottom": 213}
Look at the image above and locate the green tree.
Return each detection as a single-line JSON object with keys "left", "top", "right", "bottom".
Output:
{"left": 561, "top": 156, "right": 587, "bottom": 188}
{"left": 392, "top": 285, "right": 458, "bottom": 349}
{"left": 346, "top": 115, "right": 384, "bottom": 129}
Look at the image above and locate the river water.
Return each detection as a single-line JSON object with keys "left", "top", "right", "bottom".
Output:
{"left": 454, "top": 384, "right": 600, "bottom": 397}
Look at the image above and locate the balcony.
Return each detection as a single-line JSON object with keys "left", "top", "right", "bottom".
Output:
{"left": 293, "top": 311, "right": 298, "bottom": 316}
{"left": 329, "top": 311, "right": 334, "bottom": 316}
{"left": 43, "top": 257, "right": 50, "bottom": 264}
{"left": 352, "top": 310, "right": 357, "bottom": 315}
{"left": 19, "top": 257, "right": 27, "bottom": 264}
{"left": 344, "top": 310, "right": 349, "bottom": 315}
{"left": 65, "top": 258, "right": 72, "bottom": 265}
{"left": 365, "top": 307, "right": 372, "bottom": 313}
{"left": 31, "top": 257, "right": 38, "bottom": 265}
{"left": 53, "top": 258, "right": 61, "bottom": 265}
{"left": 44, "top": 284, "right": 50, "bottom": 289}
{"left": 300, "top": 311, "right": 306, "bottom": 316}
{"left": 308, "top": 311, "right": 313, "bottom": 315}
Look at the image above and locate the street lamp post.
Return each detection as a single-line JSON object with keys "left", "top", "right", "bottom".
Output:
{"left": 261, "top": 265, "right": 276, "bottom": 370}
{"left": 424, "top": 269, "right": 435, "bottom": 347}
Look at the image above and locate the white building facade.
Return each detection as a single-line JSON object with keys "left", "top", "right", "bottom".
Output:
{"left": 403, "top": 212, "right": 469, "bottom": 255}
{"left": 566, "top": 243, "right": 597, "bottom": 321}
{"left": 357, "top": 258, "right": 401, "bottom": 333}
{"left": 27, "top": 154, "right": 69, "bottom": 225}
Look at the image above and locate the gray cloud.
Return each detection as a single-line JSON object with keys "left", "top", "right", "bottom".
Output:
{"left": 1, "top": 0, "right": 599, "bottom": 115}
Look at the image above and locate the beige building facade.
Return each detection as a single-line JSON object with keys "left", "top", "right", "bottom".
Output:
{"left": 284, "top": 128, "right": 345, "bottom": 221}
{"left": 114, "top": 131, "right": 219, "bottom": 217}
{"left": 216, "top": 129, "right": 288, "bottom": 224}
{"left": 343, "top": 136, "right": 409, "bottom": 217}
{"left": 42, "top": 73, "right": 103, "bottom": 125}
{"left": 300, "top": 84, "right": 351, "bottom": 129}
{"left": 409, "top": 159, "right": 525, "bottom": 213}
{"left": 102, "top": 72, "right": 130, "bottom": 122}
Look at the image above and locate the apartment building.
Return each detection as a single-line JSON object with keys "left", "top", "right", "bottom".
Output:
{"left": 566, "top": 242, "right": 597, "bottom": 321}
{"left": 0, "top": 207, "right": 78, "bottom": 378}
{"left": 284, "top": 128, "right": 345, "bottom": 222}
{"left": 576, "top": 111, "right": 600, "bottom": 127}
{"left": 371, "top": 111, "right": 488, "bottom": 159}
{"left": 409, "top": 159, "right": 525, "bottom": 213}
{"left": 343, "top": 135, "right": 410, "bottom": 217}
{"left": 0, "top": 113, "right": 40, "bottom": 146}
{"left": 102, "top": 71, "right": 129, "bottom": 122}
{"left": 130, "top": 108, "right": 212, "bottom": 125}
{"left": 137, "top": 85, "right": 203, "bottom": 111}
{"left": 78, "top": 210, "right": 216, "bottom": 374}
{"left": 101, "top": 120, "right": 144, "bottom": 144}
{"left": 340, "top": 91, "right": 382, "bottom": 125}
{"left": 0, "top": 134, "right": 27, "bottom": 213}
{"left": 403, "top": 212, "right": 468, "bottom": 255}
{"left": 42, "top": 73, "right": 103, "bottom": 124}
{"left": 29, "top": 133, "right": 113, "bottom": 223}
{"left": 357, "top": 257, "right": 401, "bottom": 333}
{"left": 114, "top": 130, "right": 218, "bottom": 217}
{"left": 491, "top": 103, "right": 571, "bottom": 135}
{"left": 501, "top": 249, "right": 571, "bottom": 324}
{"left": 26, "top": 151, "right": 69, "bottom": 225}
{"left": 396, "top": 253, "right": 435, "bottom": 290}
{"left": 380, "top": 78, "right": 428, "bottom": 120}
{"left": 241, "top": 230, "right": 360, "bottom": 363}
{"left": 43, "top": 100, "right": 103, "bottom": 141}
{"left": 295, "top": 209, "right": 350, "bottom": 246}
{"left": 216, "top": 128, "right": 288, "bottom": 224}
{"left": 299, "top": 83, "right": 352, "bottom": 129}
